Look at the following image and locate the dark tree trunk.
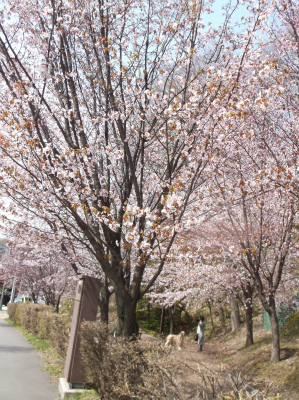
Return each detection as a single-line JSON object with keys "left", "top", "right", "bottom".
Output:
{"left": 230, "top": 297, "right": 241, "bottom": 332}
{"left": 116, "top": 293, "right": 138, "bottom": 337}
{"left": 31, "top": 292, "right": 38, "bottom": 304}
{"left": 160, "top": 306, "right": 165, "bottom": 335}
{"left": 245, "top": 304, "right": 254, "bottom": 347}
{"left": 56, "top": 296, "right": 61, "bottom": 313}
{"left": 241, "top": 282, "right": 254, "bottom": 347}
{"left": 169, "top": 305, "right": 175, "bottom": 334}
{"left": 268, "top": 298, "right": 280, "bottom": 362}
{"left": 98, "top": 278, "right": 110, "bottom": 324}
{"left": 216, "top": 299, "right": 225, "bottom": 327}
{"left": 207, "top": 299, "right": 215, "bottom": 333}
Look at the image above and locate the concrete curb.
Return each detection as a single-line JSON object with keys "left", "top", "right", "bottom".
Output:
{"left": 58, "top": 378, "right": 86, "bottom": 399}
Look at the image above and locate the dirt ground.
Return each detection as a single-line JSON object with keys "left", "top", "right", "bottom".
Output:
{"left": 141, "top": 316, "right": 299, "bottom": 399}
{"left": 141, "top": 332, "right": 246, "bottom": 399}
{"left": 169, "top": 339, "right": 230, "bottom": 399}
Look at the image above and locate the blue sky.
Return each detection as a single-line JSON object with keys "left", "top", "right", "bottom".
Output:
{"left": 207, "top": 0, "right": 251, "bottom": 28}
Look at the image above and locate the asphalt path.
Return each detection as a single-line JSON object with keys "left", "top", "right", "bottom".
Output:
{"left": 0, "top": 316, "right": 59, "bottom": 400}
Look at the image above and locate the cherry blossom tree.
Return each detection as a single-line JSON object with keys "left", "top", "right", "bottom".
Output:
{"left": 207, "top": 129, "right": 299, "bottom": 363}
{"left": 148, "top": 71, "right": 299, "bottom": 359}
{"left": 216, "top": 1, "right": 299, "bottom": 360}
{"left": 238, "top": 0, "right": 299, "bottom": 205}
{"left": 0, "top": 0, "right": 263, "bottom": 335}
{"left": 1, "top": 239, "right": 77, "bottom": 311}
{"left": 159, "top": 189, "right": 299, "bottom": 361}
{"left": 148, "top": 227, "right": 256, "bottom": 346}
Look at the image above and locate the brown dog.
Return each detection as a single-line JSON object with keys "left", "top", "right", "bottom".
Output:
{"left": 165, "top": 331, "right": 185, "bottom": 351}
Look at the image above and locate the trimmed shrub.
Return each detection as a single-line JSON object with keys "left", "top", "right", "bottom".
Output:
{"left": 59, "top": 298, "right": 74, "bottom": 316}
{"left": 38, "top": 309, "right": 54, "bottom": 341}
{"left": 7, "top": 303, "right": 18, "bottom": 323}
{"left": 7, "top": 302, "right": 71, "bottom": 355}
{"left": 48, "top": 312, "right": 71, "bottom": 354}
{"left": 80, "top": 321, "right": 183, "bottom": 400}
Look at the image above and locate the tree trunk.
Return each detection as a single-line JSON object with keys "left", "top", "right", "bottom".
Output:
{"left": 207, "top": 299, "right": 215, "bottom": 333}
{"left": 31, "top": 292, "right": 37, "bottom": 304}
{"left": 98, "top": 278, "right": 109, "bottom": 324}
{"left": 56, "top": 296, "right": 61, "bottom": 313}
{"left": 169, "top": 305, "right": 175, "bottom": 334}
{"left": 241, "top": 281, "right": 254, "bottom": 346}
{"left": 230, "top": 297, "right": 241, "bottom": 332}
{"left": 160, "top": 306, "right": 165, "bottom": 335}
{"left": 244, "top": 304, "right": 254, "bottom": 347}
{"left": 116, "top": 293, "right": 138, "bottom": 337}
{"left": 216, "top": 299, "right": 225, "bottom": 327}
{"left": 268, "top": 299, "right": 280, "bottom": 362}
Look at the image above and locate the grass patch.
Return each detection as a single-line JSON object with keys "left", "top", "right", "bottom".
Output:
{"left": 244, "top": 337, "right": 272, "bottom": 351}
{"left": 283, "top": 363, "right": 299, "bottom": 392}
{"left": 220, "top": 326, "right": 299, "bottom": 399}
{"left": 221, "top": 326, "right": 242, "bottom": 342}
{"left": 43, "top": 353, "right": 64, "bottom": 378}
{"left": 250, "top": 354, "right": 299, "bottom": 398}
{"left": 72, "top": 390, "right": 99, "bottom": 400}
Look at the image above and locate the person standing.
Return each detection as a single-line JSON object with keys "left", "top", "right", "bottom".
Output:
{"left": 197, "top": 316, "right": 205, "bottom": 352}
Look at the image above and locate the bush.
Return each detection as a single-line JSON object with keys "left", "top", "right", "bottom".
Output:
{"left": 48, "top": 312, "right": 71, "bottom": 354}
{"left": 281, "top": 312, "right": 299, "bottom": 338}
{"left": 59, "top": 298, "right": 74, "bottom": 316}
{"left": 80, "top": 322, "right": 279, "bottom": 400}
{"left": 80, "top": 322, "right": 184, "bottom": 400}
{"left": 7, "top": 302, "right": 17, "bottom": 323}
{"left": 7, "top": 302, "right": 71, "bottom": 355}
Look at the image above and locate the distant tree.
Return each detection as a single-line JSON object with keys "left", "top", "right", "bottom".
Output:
{"left": 1, "top": 240, "right": 76, "bottom": 311}
{"left": 209, "top": 179, "right": 299, "bottom": 362}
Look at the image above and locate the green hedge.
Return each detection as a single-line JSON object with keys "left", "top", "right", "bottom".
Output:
{"left": 7, "top": 303, "right": 71, "bottom": 355}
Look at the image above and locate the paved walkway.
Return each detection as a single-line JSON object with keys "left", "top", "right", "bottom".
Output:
{"left": 0, "top": 312, "right": 59, "bottom": 400}
{"left": 0, "top": 309, "right": 8, "bottom": 320}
